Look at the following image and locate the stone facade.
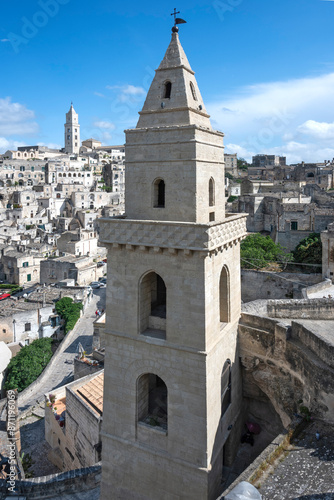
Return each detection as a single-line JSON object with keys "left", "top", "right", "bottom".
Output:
{"left": 64, "top": 105, "right": 80, "bottom": 155}
{"left": 45, "top": 371, "right": 103, "bottom": 471}
{"left": 100, "top": 30, "right": 247, "bottom": 500}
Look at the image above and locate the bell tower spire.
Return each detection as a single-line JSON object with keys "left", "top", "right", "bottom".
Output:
{"left": 126, "top": 31, "right": 225, "bottom": 223}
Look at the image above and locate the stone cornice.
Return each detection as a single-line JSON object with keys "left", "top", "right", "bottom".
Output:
{"left": 138, "top": 106, "right": 210, "bottom": 119}
{"left": 125, "top": 123, "right": 224, "bottom": 138}
{"left": 99, "top": 213, "right": 247, "bottom": 254}
{"left": 155, "top": 65, "right": 195, "bottom": 76}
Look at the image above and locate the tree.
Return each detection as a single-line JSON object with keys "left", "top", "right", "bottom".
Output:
{"left": 292, "top": 233, "right": 322, "bottom": 271}
{"left": 55, "top": 296, "right": 83, "bottom": 333}
{"left": 5, "top": 338, "right": 53, "bottom": 392}
{"left": 241, "top": 233, "right": 292, "bottom": 270}
{"left": 237, "top": 157, "right": 249, "bottom": 171}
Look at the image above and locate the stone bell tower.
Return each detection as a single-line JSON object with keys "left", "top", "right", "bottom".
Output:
{"left": 100, "top": 26, "right": 247, "bottom": 500}
{"left": 64, "top": 104, "right": 80, "bottom": 155}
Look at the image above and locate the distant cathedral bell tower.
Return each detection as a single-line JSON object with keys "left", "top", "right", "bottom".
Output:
{"left": 64, "top": 104, "right": 80, "bottom": 154}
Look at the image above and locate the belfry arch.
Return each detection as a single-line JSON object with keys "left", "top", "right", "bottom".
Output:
{"left": 139, "top": 271, "right": 166, "bottom": 338}
{"left": 137, "top": 373, "right": 168, "bottom": 430}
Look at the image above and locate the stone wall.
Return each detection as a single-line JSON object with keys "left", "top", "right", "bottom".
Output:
{"left": 238, "top": 312, "right": 334, "bottom": 428}
{"left": 276, "top": 229, "right": 313, "bottom": 252}
{"left": 267, "top": 298, "right": 334, "bottom": 319}
{"left": 241, "top": 270, "right": 322, "bottom": 302}
{"left": 0, "top": 464, "right": 101, "bottom": 499}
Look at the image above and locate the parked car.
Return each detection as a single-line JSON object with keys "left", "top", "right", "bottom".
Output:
{"left": 0, "top": 293, "right": 10, "bottom": 301}
{"left": 90, "top": 281, "right": 101, "bottom": 289}
{"left": 98, "top": 277, "right": 107, "bottom": 284}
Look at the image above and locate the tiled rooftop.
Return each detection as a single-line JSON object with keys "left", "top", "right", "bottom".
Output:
{"left": 76, "top": 372, "right": 104, "bottom": 416}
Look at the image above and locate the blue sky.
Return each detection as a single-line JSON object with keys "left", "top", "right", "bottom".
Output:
{"left": 1, "top": 0, "right": 334, "bottom": 163}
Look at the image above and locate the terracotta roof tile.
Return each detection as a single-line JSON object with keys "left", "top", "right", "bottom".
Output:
{"left": 75, "top": 372, "right": 104, "bottom": 416}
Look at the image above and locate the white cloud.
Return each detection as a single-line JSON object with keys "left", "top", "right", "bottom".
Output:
{"left": 94, "top": 91, "right": 106, "bottom": 98}
{"left": 207, "top": 72, "right": 334, "bottom": 163}
{"left": 1, "top": 39, "right": 10, "bottom": 42}
{"left": 0, "top": 97, "right": 38, "bottom": 136}
{"left": 0, "top": 137, "right": 10, "bottom": 150}
{"left": 93, "top": 120, "right": 115, "bottom": 130}
{"left": 297, "top": 120, "right": 334, "bottom": 140}
{"left": 106, "top": 84, "right": 146, "bottom": 103}
{"left": 0, "top": 137, "right": 27, "bottom": 154}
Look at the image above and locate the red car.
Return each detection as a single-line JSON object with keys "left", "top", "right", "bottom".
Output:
{"left": 0, "top": 293, "right": 10, "bottom": 301}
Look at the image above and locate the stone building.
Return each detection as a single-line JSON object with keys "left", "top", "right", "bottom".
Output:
{"left": 321, "top": 222, "right": 334, "bottom": 279}
{"left": 252, "top": 154, "right": 286, "bottom": 167}
{"left": 224, "top": 153, "right": 237, "bottom": 177}
{"left": 0, "top": 248, "right": 42, "bottom": 285}
{"left": 40, "top": 254, "right": 100, "bottom": 286}
{"left": 99, "top": 29, "right": 247, "bottom": 499}
{"left": 56, "top": 229, "right": 98, "bottom": 257}
{"left": 45, "top": 370, "right": 103, "bottom": 471}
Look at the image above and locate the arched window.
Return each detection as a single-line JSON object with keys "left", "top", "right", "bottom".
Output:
{"left": 190, "top": 82, "right": 197, "bottom": 101}
{"left": 164, "top": 81, "right": 172, "bottom": 99}
{"left": 58, "top": 173, "right": 62, "bottom": 177}
{"left": 209, "top": 177, "right": 215, "bottom": 207}
{"left": 68, "top": 173, "right": 71, "bottom": 177}
{"left": 221, "top": 360, "right": 231, "bottom": 417}
{"left": 137, "top": 373, "right": 167, "bottom": 430}
{"left": 219, "top": 265, "right": 230, "bottom": 323}
{"left": 153, "top": 179, "right": 165, "bottom": 208}
{"left": 139, "top": 271, "right": 166, "bottom": 339}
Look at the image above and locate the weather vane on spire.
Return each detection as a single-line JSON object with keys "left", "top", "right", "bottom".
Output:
{"left": 170, "top": 8, "right": 187, "bottom": 33}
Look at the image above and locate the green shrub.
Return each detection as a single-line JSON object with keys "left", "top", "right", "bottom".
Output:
{"left": 292, "top": 233, "right": 322, "bottom": 271}
{"left": 241, "top": 233, "right": 292, "bottom": 270}
{"left": 5, "top": 338, "right": 54, "bottom": 392}
{"left": 55, "top": 297, "right": 83, "bottom": 334}
{"left": 227, "top": 195, "right": 238, "bottom": 203}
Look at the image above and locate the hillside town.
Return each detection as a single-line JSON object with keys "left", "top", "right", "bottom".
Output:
{"left": 0, "top": 14, "right": 334, "bottom": 500}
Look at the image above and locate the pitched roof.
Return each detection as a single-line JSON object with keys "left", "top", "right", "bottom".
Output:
{"left": 75, "top": 372, "right": 104, "bottom": 416}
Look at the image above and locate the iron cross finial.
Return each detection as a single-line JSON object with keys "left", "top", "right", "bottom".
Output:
{"left": 171, "top": 8, "right": 180, "bottom": 26}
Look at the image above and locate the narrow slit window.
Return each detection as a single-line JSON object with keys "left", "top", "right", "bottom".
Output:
{"left": 190, "top": 82, "right": 197, "bottom": 100}
{"left": 153, "top": 179, "right": 165, "bottom": 208}
{"left": 164, "top": 81, "right": 172, "bottom": 99}
{"left": 209, "top": 178, "right": 215, "bottom": 206}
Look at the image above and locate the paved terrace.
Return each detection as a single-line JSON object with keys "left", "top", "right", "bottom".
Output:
{"left": 259, "top": 420, "right": 334, "bottom": 499}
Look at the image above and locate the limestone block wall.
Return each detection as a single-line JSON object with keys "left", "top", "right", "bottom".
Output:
{"left": 241, "top": 270, "right": 323, "bottom": 302}
{"left": 267, "top": 298, "right": 334, "bottom": 319}
{"left": 65, "top": 383, "right": 102, "bottom": 469}
{"left": 45, "top": 374, "right": 102, "bottom": 472}
{"left": 125, "top": 125, "right": 225, "bottom": 223}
